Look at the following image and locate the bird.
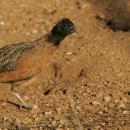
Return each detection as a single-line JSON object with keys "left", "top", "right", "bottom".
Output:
{"left": 0, "top": 18, "right": 76, "bottom": 109}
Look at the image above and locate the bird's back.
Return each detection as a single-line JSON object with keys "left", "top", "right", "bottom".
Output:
{"left": 0, "top": 37, "right": 57, "bottom": 82}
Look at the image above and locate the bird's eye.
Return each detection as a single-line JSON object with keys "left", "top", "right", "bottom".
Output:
{"left": 63, "top": 24, "right": 66, "bottom": 27}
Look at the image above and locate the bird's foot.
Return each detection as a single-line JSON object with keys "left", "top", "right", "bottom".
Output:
{"left": 19, "top": 102, "right": 33, "bottom": 109}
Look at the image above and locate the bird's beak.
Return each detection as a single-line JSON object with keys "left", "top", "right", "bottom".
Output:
{"left": 69, "top": 25, "right": 77, "bottom": 33}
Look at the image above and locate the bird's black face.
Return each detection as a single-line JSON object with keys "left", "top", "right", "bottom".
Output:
{"left": 48, "top": 18, "right": 76, "bottom": 46}
{"left": 53, "top": 18, "right": 77, "bottom": 36}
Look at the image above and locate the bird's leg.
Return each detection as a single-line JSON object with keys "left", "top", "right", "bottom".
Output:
{"left": 11, "top": 82, "right": 32, "bottom": 109}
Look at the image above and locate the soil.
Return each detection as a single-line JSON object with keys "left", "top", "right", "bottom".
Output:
{"left": 0, "top": 0, "right": 130, "bottom": 129}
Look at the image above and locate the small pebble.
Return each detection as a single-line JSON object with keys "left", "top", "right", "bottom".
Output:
{"left": 31, "top": 29, "right": 38, "bottom": 33}
{"left": 116, "top": 72, "right": 123, "bottom": 77}
{"left": 78, "top": 1, "right": 91, "bottom": 9}
{"left": 24, "top": 96, "right": 29, "bottom": 100}
{"left": 32, "top": 105, "right": 38, "bottom": 109}
{"left": 35, "top": 117, "right": 38, "bottom": 122}
{"left": 51, "top": 120, "right": 57, "bottom": 125}
{"left": 99, "top": 111, "right": 103, "bottom": 114}
{"left": 76, "top": 106, "right": 81, "bottom": 110}
{"left": 87, "top": 84, "right": 95, "bottom": 87}
{"left": 22, "top": 118, "right": 32, "bottom": 124}
{"left": 25, "top": 32, "right": 31, "bottom": 36}
{"left": 91, "top": 101, "right": 100, "bottom": 105}
{"left": 15, "top": 118, "right": 21, "bottom": 125}
{"left": 1, "top": 102, "right": 7, "bottom": 106}
{"left": 0, "top": 21, "right": 5, "bottom": 25}
{"left": 66, "top": 52, "right": 73, "bottom": 55}
{"left": 56, "top": 107, "right": 61, "bottom": 113}
{"left": 104, "top": 96, "right": 111, "bottom": 102}
{"left": 122, "top": 110, "right": 128, "bottom": 114}
{"left": 98, "top": 13, "right": 105, "bottom": 19}
{"left": 59, "top": 119, "right": 64, "bottom": 124}
{"left": 70, "top": 57, "right": 79, "bottom": 61}
{"left": 95, "top": 92, "right": 103, "bottom": 100}
{"left": 108, "top": 103, "right": 115, "bottom": 108}
{"left": 49, "top": 80, "right": 55, "bottom": 84}
{"left": 45, "top": 111, "right": 51, "bottom": 115}
{"left": 3, "top": 117, "right": 9, "bottom": 122}
{"left": 54, "top": 116, "right": 60, "bottom": 121}
{"left": 118, "top": 102, "right": 126, "bottom": 109}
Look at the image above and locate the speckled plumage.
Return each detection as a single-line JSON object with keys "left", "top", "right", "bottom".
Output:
{"left": 0, "top": 42, "right": 35, "bottom": 72}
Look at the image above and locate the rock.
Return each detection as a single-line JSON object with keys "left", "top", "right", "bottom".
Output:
{"left": 122, "top": 97, "right": 127, "bottom": 102}
{"left": 55, "top": 108, "right": 61, "bottom": 113}
{"left": 22, "top": 118, "right": 32, "bottom": 125}
{"left": 98, "top": 13, "right": 105, "bottom": 19}
{"left": 70, "top": 57, "right": 79, "bottom": 61}
{"left": 0, "top": 21, "right": 5, "bottom": 25}
{"left": 54, "top": 116, "right": 60, "bottom": 121}
{"left": 95, "top": 92, "right": 103, "bottom": 100}
{"left": 66, "top": 52, "right": 73, "bottom": 55}
{"left": 104, "top": 96, "right": 111, "bottom": 102}
{"left": 118, "top": 102, "right": 126, "bottom": 109}
{"left": 32, "top": 105, "right": 39, "bottom": 109}
{"left": 37, "top": 85, "right": 42, "bottom": 89}
{"left": 31, "top": 29, "right": 38, "bottom": 33}
{"left": 35, "top": 117, "right": 38, "bottom": 122}
{"left": 78, "top": 1, "right": 91, "bottom": 10}
{"left": 24, "top": 96, "right": 29, "bottom": 100}
{"left": 108, "top": 103, "right": 115, "bottom": 108}
{"left": 3, "top": 117, "right": 9, "bottom": 122}
{"left": 59, "top": 119, "right": 64, "bottom": 125}
{"left": 25, "top": 32, "right": 31, "bottom": 36}
{"left": 116, "top": 72, "right": 123, "bottom": 77}
{"left": 122, "top": 110, "right": 128, "bottom": 114}
{"left": 39, "top": 127, "right": 44, "bottom": 130}
{"left": 76, "top": 106, "right": 81, "bottom": 110}
{"left": 91, "top": 101, "right": 100, "bottom": 105}
{"left": 99, "top": 111, "right": 103, "bottom": 114}
{"left": 45, "top": 111, "right": 51, "bottom": 115}
{"left": 51, "top": 120, "right": 57, "bottom": 126}
{"left": 15, "top": 118, "right": 21, "bottom": 125}
{"left": 114, "top": 99, "right": 120, "bottom": 103}
{"left": 87, "top": 84, "right": 95, "bottom": 87}
{"left": 1, "top": 102, "right": 7, "bottom": 107}
{"left": 49, "top": 80, "right": 55, "bottom": 85}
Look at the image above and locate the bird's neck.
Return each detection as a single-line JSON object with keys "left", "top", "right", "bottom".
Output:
{"left": 45, "top": 32, "right": 66, "bottom": 46}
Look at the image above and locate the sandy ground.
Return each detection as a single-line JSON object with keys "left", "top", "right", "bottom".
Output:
{"left": 0, "top": 0, "right": 130, "bottom": 129}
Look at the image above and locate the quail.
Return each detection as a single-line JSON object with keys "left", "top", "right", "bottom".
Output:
{"left": 0, "top": 18, "right": 76, "bottom": 109}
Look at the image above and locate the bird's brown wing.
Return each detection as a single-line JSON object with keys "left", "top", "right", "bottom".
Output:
{"left": 0, "top": 42, "right": 35, "bottom": 72}
{"left": 0, "top": 40, "right": 57, "bottom": 82}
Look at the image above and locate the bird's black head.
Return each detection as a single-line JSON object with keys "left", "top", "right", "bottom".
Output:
{"left": 46, "top": 18, "right": 76, "bottom": 46}
{"left": 52, "top": 18, "right": 76, "bottom": 36}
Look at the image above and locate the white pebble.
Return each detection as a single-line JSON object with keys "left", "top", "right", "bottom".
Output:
{"left": 0, "top": 21, "right": 4, "bottom": 25}
{"left": 66, "top": 52, "right": 73, "bottom": 55}
{"left": 122, "top": 110, "right": 128, "bottom": 114}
